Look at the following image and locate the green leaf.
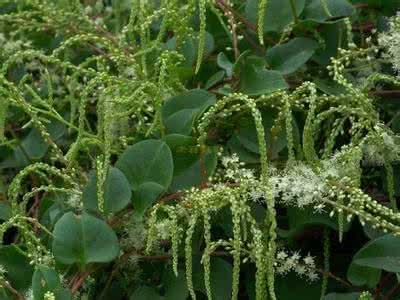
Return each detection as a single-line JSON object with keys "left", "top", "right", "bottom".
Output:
{"left": 116, "top": 139, "right": 174, "bottom": 216}
{"left": 245, "top": 0, "right": 306, "bottom": 32}
{"left": 133, "top": 182, "right": 165, "bottom": 218}
{"left": 362, "top": 223, "right": 386, "bottom": 240}
{"left": 162, "top": 89, "right": 216, "bottom": 135}
{"left": 0, "top": 202, "right": 11, "bottom": 221}
{"left": 312, "top": 22, "right": 347, "bottom": 65}
{"left": 0, "top": 98, "right": 8, "bottom": 141}
{"left": 362, "top": 0, "right": 399, "bottom": 15}
{"left": 217, "top": 52, "right": 233, "bottom": 77}
{"left": 288, "top": 207, "right": 338, "bottom": 229}
{"left": 233, "top": 110, "right": 288, "bottom": 160}
{"left": 163, "top": 269, "right": 188, "bottom": 300}
{"left": 276, "top": 272, "right": 321, "bottom": 299}
{"left": 392, "top": 164, "right": 400, "bottom": 196}
{"left": 83, "top": 167, "right": 132, "bottom": 215}
{"left": 166, "top": 36, "right": 196, "bottom": 68}
{"left": 116, "top": 139, "right": 174, "bottom": 191}
{"left": 164, "top": 134, "right": 218, "bottom": 190}
{"left": 322, "top": 293, "right": 361, "bottom": 300}
{"left": 282, "top": 207, "right": 351, "bottom": 237}
{"left": 303, "top": 0, "right": 354, "bottom": 23}
{"left": 193, "top": 257, "right": 233, "bottom": 300}
{"left": 232, "top": 50, "right": 251, "bottom": 75}
{"left": 32, "top": 266, "right": 72, "bottom": 300}
{"left": 266, "top": 38, "right": 319, "bottom": 75}
{"left": 347, "top": 261, "right": 381, "bottom": 288}
{"left": 130, "top": 286, "right": 164, "bottom": 300}
{"left": 0, "top": 245, "right": 34, "bottom": 291}
{"left": 0, "top": 288, "right": 13, "bottom": 300}
{"left": 314, "top": 78, "right": 347, "bottom": 95}
{"left": 171, "top": 148, "right": 217, "bottom": 190}
{"left": 32, "top": 266, "right": 60, "bottom": 299}
{"left": 352, "top": 234, "right": 400, "bottom": 273}
{"left": 0, "top": 118, "right": 67, "bottom": 169}
{"left": 20, "top": 120, "right": 66, "bottom": 161}
{"left": 52, "top": 212, "right": 120, "bottom": 266}
{"left": 227, "top": 135, "right": 260, "bottom": 164}
{"left": 21, "top": 128, "right": 49, "bottom": 160}
{"left": 240, "top": 56, "right": 288, "bottom": 96}
{"left": 204, "top": 70, "right": 225, "bottom": 90}
{"left": 165, "top": 32, "right": 214, "bottom": 68}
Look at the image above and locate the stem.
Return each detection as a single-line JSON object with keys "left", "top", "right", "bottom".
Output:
{"left": 315, "top": 268, "right": 352, "bottom": 289}
{"left": 321, "top": 228, "right": 330, "bottom": 297}
{"left": 3, "top": 281, "right": 25, "bottom": 300}
{"left": 289, "top": 0, "right": 298, "bottom": 23}
{"left": 384, "top": 284, "right": 400, "bottom": 300}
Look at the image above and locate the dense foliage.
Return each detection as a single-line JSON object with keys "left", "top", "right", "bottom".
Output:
{"left": 0, "top": 0, "right": 400, "bottom": 299}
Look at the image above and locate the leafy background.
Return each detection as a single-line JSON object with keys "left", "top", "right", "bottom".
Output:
{"left": 0, "top": 0, "right": 399, "bottom": 299}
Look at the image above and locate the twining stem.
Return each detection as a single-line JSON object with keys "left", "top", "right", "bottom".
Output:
{"left": 289, "top": 0, "right": 298, "bottom": 24}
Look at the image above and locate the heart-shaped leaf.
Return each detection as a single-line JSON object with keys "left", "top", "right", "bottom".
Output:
{"left": 52, "top": 212, "right": 120, "bottom": 267}
{"left": 164, "top": 134, "right": 217, "bottom": 190}
{"left": 162, "top": 89, "right": 216, "bottom": 135}
{"left": 116, "top": 139, "right": 174, "bottom": 215}
{"left": 303, "top": 0, "right": 354, "bottom": 23}
{"left": 217, "top": 52, "right": 234, "bottom": 77}
{"left": 133, "top": 182, "right": 165, "bottom": 218}
{"left": 322, "top": 293, "right": 361, "bottom": 300}
{"left": 116, "top": 139, "right": 173, "bottom": 191}
{"left": 351, "top": 234, "right": 400, "bottom": 273}
{"left": 32, "top": 266, "right": 72, "bottom": 300}
{"left": 83, "top": 167, "right": 132, "bottom": 215}
{"left": 245, "top": 0, "right": 306, "bottom": 33}
{"left": 347, "top": 261, "right": 381, "bottom": 288}
{"left": 193, "top": 257, "right": 233, "bottom": 300}
{"left": 130, "top": 286, "right": 164, "bottom": 300}
{"left": 0, "top": 245, "right": 34, "bottom": 291}
{"left": 163, "top": 269, "right": 188, "bottom": 300}
{"left": 266, "top": 38, "right": 319, "bottom": 75}
{"left": 240, "top": 56, "right": 288, "bottom": 96}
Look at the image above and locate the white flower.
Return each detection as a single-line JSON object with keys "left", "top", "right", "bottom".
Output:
{"left": 67, "top": 190, "right": 82, "bottom": 208}
{"left": 307, "top": 272, "right": 319, "bottom": 282}
{"left": 275, "top": 249, "right": 318, "bottom": 282}
{"left": 291, "top": 251, "right": 301, "bottom": 261}
{"left": 270, "top": 163, "right": 327, "bottom": 208}
{"left": 379, "top": 13, "right": 400, "bottom": 75}
{"left": 221, "top": 153, "right": 239, "bottom": 168}
{"left": 276, "top": 250, "right": 288, "bottom": 260}
{"left": 304, "top": 254, "right": 315, "bottom": 267}
{"left": 44, "top": 291, "right": 55, "bottom": 300}
{"left": 295, "top": 264, "right": 306, "bottom": 275}
{"left": 248, "top": 189, "right": 264, "bottom": 202}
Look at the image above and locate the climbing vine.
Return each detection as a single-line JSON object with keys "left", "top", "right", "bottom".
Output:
{"left": 0, "top": 0, "right": 399, "bottom": 299}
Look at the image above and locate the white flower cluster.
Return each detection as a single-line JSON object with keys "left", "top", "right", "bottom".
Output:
{"left": 120, "top": 221, "right": 147, "bottom": 251}
{"left": 44, "top": 291, "right": 56, "bottom": 300}
{"left": 270, "top": 164, "right": 327, "bottom": 208}
{"left": 220, "top": 153, "right": 255, "bottom": 182}
{"left": 275, "top": 250, "right": 318, "bottom": 282}
{"left": 0, "top": 33, "right": 32, "bottom": 58}
{"left": 248, "top": 189, "right": 265, "bottom": 202}
{"left": 155, "top": 219, "right": 180, "bottom": 240}
{"left": 378, "top": 13, "right": 400, "bottom": 75}
{"left": 118, "top": 222, "right": 144, "bottom": 282}
{"left": 67, "top": 190, "right": 83, "bottom": 209}
{"left": 362, "top": 126, "right": 400, "bottom": 166}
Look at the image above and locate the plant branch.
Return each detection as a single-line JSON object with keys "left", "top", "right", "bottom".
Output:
{"left": 3, "top": 281, "right": 25, "bottom": 300}
{"left": 289, "top": 0, "right": 298, "bottom": 24}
